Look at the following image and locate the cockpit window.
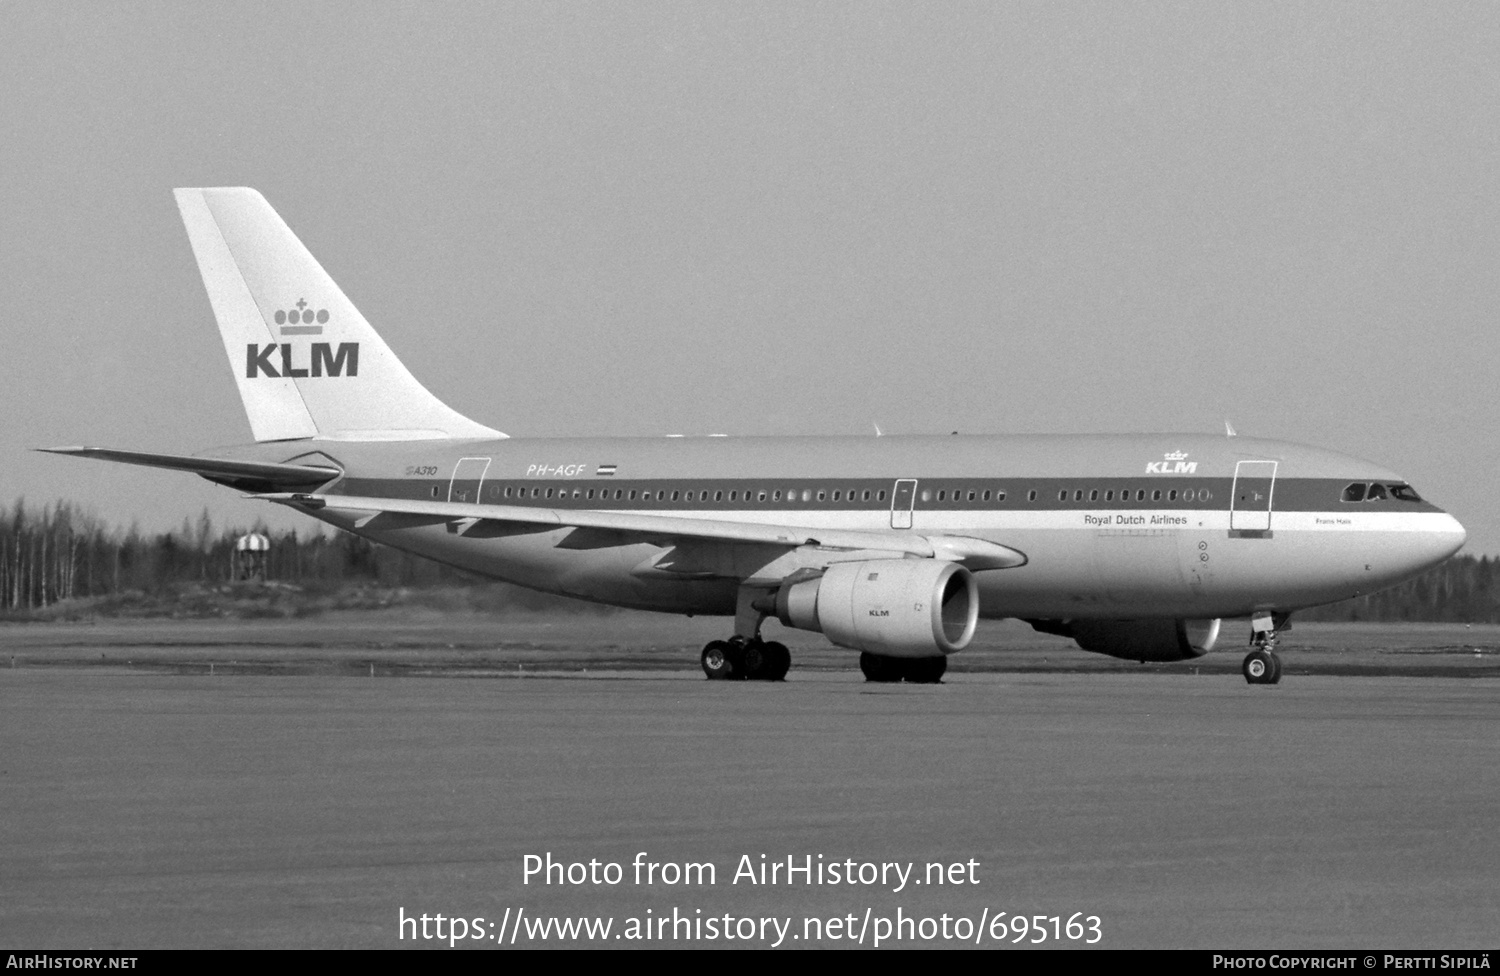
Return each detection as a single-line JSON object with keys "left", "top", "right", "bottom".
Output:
{"left": 1341, "top": 483, "right": 1366, "bottom": 503}
{"left": 1365, "top": 483, "right": 1388, "bottom": 502}
{"left": 1390, "top": 484, "right": 1423, "bottom": 502}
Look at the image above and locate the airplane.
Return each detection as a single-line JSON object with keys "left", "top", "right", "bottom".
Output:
{"left": 43, "top": 188, "right": 1468, "bottom": 685}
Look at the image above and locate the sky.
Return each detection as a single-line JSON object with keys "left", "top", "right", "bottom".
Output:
{"left": 3, "top": 2, "right": 1498, "bottom": 551}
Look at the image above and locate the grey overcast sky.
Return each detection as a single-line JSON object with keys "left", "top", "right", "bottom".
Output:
{"left": 3, "top": 2, "right": 1497, "bottom": 551}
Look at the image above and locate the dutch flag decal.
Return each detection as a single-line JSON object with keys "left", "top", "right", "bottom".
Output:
{"left": 596, "top": 464, "right": 617, "bottom": 477}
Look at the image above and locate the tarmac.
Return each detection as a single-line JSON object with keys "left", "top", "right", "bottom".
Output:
{"left": 2, "top": 631, "right": 1497, "bottom": 948}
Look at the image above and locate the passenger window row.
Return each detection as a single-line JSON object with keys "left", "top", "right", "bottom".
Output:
{"left": 918, "top": 487, "right": 1212, "bottom": 504}
{"left": 1049, "top": 487, "right": 1212, "bottom": 504}
{"left": 917, "top": 488, "right": 1009, "bottom": 503}
{"left": 428, "top": 482, "right": 1219, "bottom": 506}
{"left": 482, "top": 486, "right": 895, "bottom": 504}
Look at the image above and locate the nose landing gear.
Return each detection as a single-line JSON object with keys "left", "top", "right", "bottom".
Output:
{"left": 1242, "top": 647, "right": 1281, "bottom": 684}
{"left": 1242, "top": 612, "right": 1285, "bottom": 685}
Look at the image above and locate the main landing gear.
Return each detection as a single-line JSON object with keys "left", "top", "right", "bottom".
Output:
{"left": 1242, "top": 612, "right": 1284, "bottom": 685}
{"left": 701, "top": 638, "right": 791, "bottom": 682}
{"left": 702, "top": 586, "right": 792, "bottom": 681}
{"left": 860, "top": 652, "right": 947, "bottom": 684}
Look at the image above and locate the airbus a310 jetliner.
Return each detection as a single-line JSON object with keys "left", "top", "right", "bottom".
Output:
{"left": 46, "top": 188, "right": 1467, "bottom": 685}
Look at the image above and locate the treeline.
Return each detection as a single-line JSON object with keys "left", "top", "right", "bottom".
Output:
{"left": 2, "top": 498, "right": 1497, "bottom": 621}
{"left": 0, "top": 499, "right": 473, "bottom": 612}
{"left": 1297, "top": 554, "right": 1500, "bottom": 623}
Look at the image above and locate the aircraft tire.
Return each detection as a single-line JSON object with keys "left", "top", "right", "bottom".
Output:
{"left": 1242, "top": 649, "right": 1274, "bottom": 685}
{"left": 1267, "top": 651, "right": 1283, "bottom": 684}
{"left": 740, "top": 641, "right": 769, "bottom": 680}
{"left": 702, "top": 641, "right": 737, "bottom": 681}
{"left": 904, "top": 656, "right": 947, "bottom": 684}
{"left": 860, "top": 652, "right": 903, "bottom": 683}
{"left": 762, "top": 642, "right": 791, "bottom": 681}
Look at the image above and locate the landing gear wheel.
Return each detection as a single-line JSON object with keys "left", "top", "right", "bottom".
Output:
{"left": 904, "top": 656, "right": 947, "bottom": 684}
{"left": 1243, "top": 649, "right": 1278, "bottom": 685}
{"left": 702, "top": 641, "right": 737, "bottom": 681}
{"left": 740, "top": 641, "right": 769, "bottom": 680}
{"left": 860, "top": 652, "right": 904, "bottom": 683}
{"left": 761, "top": 641, "right": 791, "bottom": 681}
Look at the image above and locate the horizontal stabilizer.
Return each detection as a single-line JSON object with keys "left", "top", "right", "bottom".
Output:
{"left": 39, "top": 447, "right": 341, "bottom": 492}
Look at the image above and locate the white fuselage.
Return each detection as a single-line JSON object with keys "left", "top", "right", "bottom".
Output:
{"left": 236, "top": 431, "right": 1465, "bottom": 623}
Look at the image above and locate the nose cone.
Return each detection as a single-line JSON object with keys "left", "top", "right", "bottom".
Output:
{"left": 1359, "top": 509, "right": 1467, "bottom": 593}
{"left": 1433, "top": 512, "right": 1467, "bottom": 560}
{"left": 1415, "top": 512, "right": 1467, "bottom": 570}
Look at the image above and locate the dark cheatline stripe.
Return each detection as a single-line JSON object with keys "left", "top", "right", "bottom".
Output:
{"left": 332, "top": 476, "right": 1441, "bottom": 514}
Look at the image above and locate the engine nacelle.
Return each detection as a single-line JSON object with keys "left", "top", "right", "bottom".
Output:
{"left": 1028, "top": 618, "right": 1222, "bottom": 662}
{"left": 774, "top": 560, "right": 978, "bottom": 657}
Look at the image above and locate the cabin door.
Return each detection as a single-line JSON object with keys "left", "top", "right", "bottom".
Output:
{"left": 448, "top": 457, "right": 491, "bottom": 503}
{"left": 1230, "top": 460, "right": 1277, "bottom": 534}
{"left": 890, "top": 479, "right": 917, "bottom": 529}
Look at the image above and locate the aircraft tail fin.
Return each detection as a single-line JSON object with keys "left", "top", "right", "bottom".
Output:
{"left": 173, "top": 187, "right": 503, "bottom": 443}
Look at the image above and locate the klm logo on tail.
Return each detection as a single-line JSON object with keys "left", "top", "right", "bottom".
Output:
{"left": 246, "top": 342, "right": 359, "bottom": 378}
{"left": 248, "top": 297, "right": 357, "bottom": 377}
{"left": 274, "top": 298, "right": 328, "bottom": 333}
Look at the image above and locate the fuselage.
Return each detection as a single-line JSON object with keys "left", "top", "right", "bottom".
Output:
{"left": 214, "top": 432, "right": 1467, "bottom": 622}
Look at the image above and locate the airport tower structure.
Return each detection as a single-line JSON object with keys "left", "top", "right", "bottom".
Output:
{"left": 233, "top": 532, "right": 270, "bottom": 582}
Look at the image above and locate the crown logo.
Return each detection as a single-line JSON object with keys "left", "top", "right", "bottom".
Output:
{"left": 274, "top": 298, "right": 328, "bottom": 329}
{"left": 1164, "top": 450, "right": 1189, "bottom": 461}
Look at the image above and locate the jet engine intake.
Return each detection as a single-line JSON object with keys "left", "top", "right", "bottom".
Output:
{"left": 1026, "top": 617, "right": 1221, "bottom": 662}
{"left": 774, "top": 559, "right": 978, "bottom": 657}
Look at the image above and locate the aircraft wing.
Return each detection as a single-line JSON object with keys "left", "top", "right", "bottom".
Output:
{"left": 253, "top": 491, "right": 1027, "bottom": 570}
{"left": 38, "top": 447, "right": 341, "bottom": 493}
